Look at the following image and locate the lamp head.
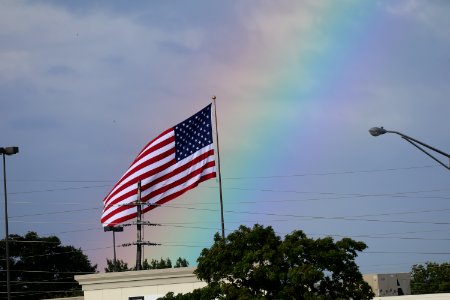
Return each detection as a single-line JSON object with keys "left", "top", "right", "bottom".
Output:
{"left": 369, "top": 127, "right": 387, "bottom": 137}
{"left": 104, "top": 226, "right": 124, "bottom": 232}
{"left": 0, "top": 147, "right": 19, "bottom": 155}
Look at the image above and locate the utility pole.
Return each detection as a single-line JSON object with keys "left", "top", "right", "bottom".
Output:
{"left": 121, "top": 181, "right": 160, "bottom": 270}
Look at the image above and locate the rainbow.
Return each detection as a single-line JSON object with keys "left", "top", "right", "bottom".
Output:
{"left": 110, "top": 1, "right": 379, "bottom": 268}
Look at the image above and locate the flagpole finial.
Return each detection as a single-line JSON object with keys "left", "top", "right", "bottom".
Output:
{"left": 212, "top": 95, "right": 216, "bottom": 100}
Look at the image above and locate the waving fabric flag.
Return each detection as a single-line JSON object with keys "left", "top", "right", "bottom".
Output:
{"left": 101, "top": 104, "right": 216, "bottom": 227}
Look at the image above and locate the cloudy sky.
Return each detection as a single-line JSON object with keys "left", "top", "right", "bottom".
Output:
{"left": 2, "top": 0, "right": 450, "bottom": 274}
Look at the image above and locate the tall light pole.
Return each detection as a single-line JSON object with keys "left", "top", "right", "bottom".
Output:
{"left": 369, "top": 127, "right": 450, "bottom": 171}
{"left": 1, "top": 146, "right": 19, "bottom": 300}
{"left": 104, "top": 225, "right": 124, "bottom": 271}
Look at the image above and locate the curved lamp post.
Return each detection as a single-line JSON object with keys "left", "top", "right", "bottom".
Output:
{"left": 369, "top": 127, "right": 450, "bottom": 171}
{"left": 1, "top": 146, "right": 19, "bottom": 300}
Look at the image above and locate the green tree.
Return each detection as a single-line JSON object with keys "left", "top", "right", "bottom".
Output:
{"left": 105, "top": 257, "right": 190, "bottom": 272}
{"left": 0, "top": 231, "right": 97, "bottom": 300}
{"left": 104, "top": 258, "right": 130, "bottom": 272}
{"left": 411, "top": 262, "right": 450, "bottom": 294}
{"left": 174, "top": 257, "right": 189, "bottom": 268}
{"left": 142, "top": 257, "right": 172, "bottom": 270}
{"left": 158, "top": 224, "right": 374, "bottom": 300}
{"left": 141, "top": 257, "right": 189, "bottom": 270}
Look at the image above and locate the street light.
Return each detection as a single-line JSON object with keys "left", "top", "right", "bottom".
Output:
{"left": 104, "top": 226, "right": 124, "bottom": 271}
{"left": 1, "top": 146, "right": 19, "bottom": 300}
{"left": 369, "top": 126, "right": 450, "bottom": 171}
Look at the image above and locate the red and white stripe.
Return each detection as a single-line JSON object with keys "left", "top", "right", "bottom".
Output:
{"left": 101, "top": 128, "right": 216, "bottom": 227}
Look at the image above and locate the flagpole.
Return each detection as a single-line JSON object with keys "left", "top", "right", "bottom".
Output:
{"left": 212, "top": 96, "right": 225, "bottom": 239}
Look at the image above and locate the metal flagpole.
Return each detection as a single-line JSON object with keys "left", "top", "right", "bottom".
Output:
{"left": 212, "top": 96, "right": 225, "bottom": 239}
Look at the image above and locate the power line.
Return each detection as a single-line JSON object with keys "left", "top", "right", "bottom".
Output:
{"left": 8, "top": 164, "right": 438, "bottom": 184}
{"left": 366, "top": 251, "right": 450, "bottom": 255}
{"left": 0, "top": 242, "right": 448, "bottom": 273}
{"left": 8, "top": 219, "right": 450, "bottom": 246}
{"left": 0, "top": 270, "right": 96, "bottom": 274}
{"left": 2, "top": 166, "right": 449, "bottom": 278}
{"left": 8, "top": 184, "right": 111, "bottom": 195}
{"left": 9, "top": 204, "right": 450, "bottom": 227}
{"left": 47, "top": 227, "right": 99, "bottom": 235}
{"left": 4, "top": 228, "right": 450, "bottom": 265}
{"left": 4, "top": 243, "right": 444, "bottom": 266}
{"left": 8, "top": 189, "right": 450, "bottom": 224}
{"left": 12, "top": 221, "right": 450, "bottom": 250}
{"left": 7, "top": 240, "right": 60, "bottom": 244}
{"left": 0, "top": 290, "right": 81, "bottom": 294}
{"left": 311, "top": 234, "right": 450, "bottom": 242}
{"left": 1, "top": 280, "right": 81, "bottom": 284}
{"left": 5, "top": 165, "right": 443, "bottom": 197}
{"left": 10, "top": 220, "right": 98, "bottom": 225}
{"left": 11, "top": 192, "right": 450, "bottom": 208}
{"left": 9, "top": 212, "right": 450, "bottom": 226}
{"left": 0, "top": 232, "right": 448, "bottom": 274}
{"left": 154, "top": 205, "right": 450, "bottom": 226}
{"left": 10, "top": 179, "right": 111, "bottom": 183}
{"left": 9, "top": 207, "right": 99, "bottom": 219}
{"left": 0, "top": 246, "right": 112, "bottom": 261}
{"left": 6, "top": 229, "right": 450, "bottom": 253}
{"left": 224, "top": 165, "right": 438, "bottom": 179}
{"left": 342, "top": 207, "right": 450, "bottom": 219}
{"left": 308, "top": 227, "right": 450, "bottom": 238}
{"left": 9, "top": 187, "right": 450, "bottom": 218}
{"left": 206, "top": 186, "right": 450, "bottom": 197}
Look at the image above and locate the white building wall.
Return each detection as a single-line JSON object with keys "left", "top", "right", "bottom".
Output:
{"left": 76, "top": 268, "right": 450, "bottom": 300}
{"left": 75, "top": 267, "right": 206, "bottom": 300}
{"left": 374, "top": 294, "right": 450, "bottom": 300}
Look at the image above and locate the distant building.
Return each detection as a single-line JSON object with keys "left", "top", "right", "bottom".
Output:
{"left": 374, "top": 295, "right": 450, "bottom": 300}
{"left": 363, "top": 273, "right": 411, "bottom": 297}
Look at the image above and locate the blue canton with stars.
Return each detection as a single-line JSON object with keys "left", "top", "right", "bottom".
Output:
{"left": 174, "top": 104, "right": 213, "bottom": 161}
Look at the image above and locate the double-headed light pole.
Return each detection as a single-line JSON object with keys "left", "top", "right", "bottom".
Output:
{"left": 369, "top": 127, "right": 450, "bottom": 171}
{"left": 1, "top": 146, "right": 19, "bottom": 300}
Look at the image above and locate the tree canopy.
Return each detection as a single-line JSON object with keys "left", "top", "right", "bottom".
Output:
{"left": 105, "top": 257, "right": 189, "bottom": 272}
{"left": 0, "top": 231, "right": 97, "bottom": 299}
{"left": 158, "top": 224, "right": 374, "bottom": 299}
{"left": 411, "top": 262, "right": 450, "bottom": 294}
{"left": 104, "top": 258, "right": 130, "bottom": 272}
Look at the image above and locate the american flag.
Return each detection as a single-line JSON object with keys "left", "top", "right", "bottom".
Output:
{"left": 101, "top": 104, "right": 217, "bottom": 227}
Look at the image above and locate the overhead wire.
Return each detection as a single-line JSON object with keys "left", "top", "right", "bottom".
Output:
{"left": 10, "top": 200, "right": 450, "bottom": 220}
{"left": 5, "top": 164, "right": 449, "bottom": 280}
{"left": 7, "top": 164, "right": 438, "bottom": 184}
{"left": 9, "top": 222, "right": 450, "bottom": 251}
{"left": 0, "top": 246, "right": 113, "bottom": 261}
{"left": 5, "top": 165, "right": 443, "bottom": 198}
{"left": 7, "top": 184, "right": 112, "bottom": 195}
{"left": 10, "top": 204, "right": 450, "bottom": 233}
{"left": 8, "top": 211, "right": 450, "bottom": 226}
{"left": 0, "top": 270, "right": 97, "bottom": 274}
{"left": 8, "top": 186, "right": 450, "bottom": 226}
{"left": 10, "top": 187, "right": 450, "bottom": 208}
{"left": 224, "top": 165, "right": 438, "bottom": 179}
{"left": 3, "top": 228, "right": 450, "bottom": 264}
